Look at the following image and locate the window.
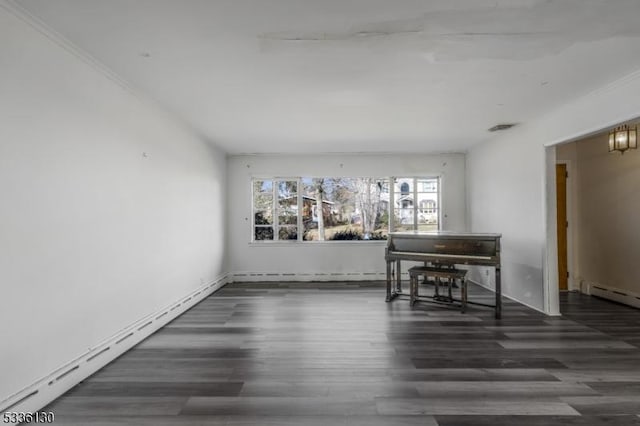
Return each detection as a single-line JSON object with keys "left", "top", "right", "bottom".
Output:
{"left": 252, "top": 176, "right": 439, "bottom": 242}
{"left": 253, "top": 179, "right": 274, "bottom": 240}
{"left": 392, "top": 177, "right": 440, "bottom": 232}
{"left": 302, "top": 177, "right": 388, "bottom": 241}
{"left": 252, "top": 179, "right": 299, "bottom": 241}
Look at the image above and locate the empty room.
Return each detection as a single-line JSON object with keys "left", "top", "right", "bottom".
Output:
{"left": 2, "top": 0, "right": 640, "bottom": 425}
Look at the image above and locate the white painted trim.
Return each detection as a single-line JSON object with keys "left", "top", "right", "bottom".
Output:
{"left": 544, "top": 147, "right": 561, "bottom": 316}
{"left": 541, "top": 67, "right": 640, "bottom": 148}
{"left": 583, "top": 281, "right": 640, "bottom": 310}
{"left": 0, "top": 274, "right": 231, "bottom": 421}
{"left": 0, "top": 0, "right": 216, "bottom": 151}
{"left": 0, "top": 0, "right": 133, "bottom": 93}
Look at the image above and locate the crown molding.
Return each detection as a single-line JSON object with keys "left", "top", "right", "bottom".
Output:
{"left": 0, "top": 0, "right": 135, "bottom": 94}
{"left": 0, "top": 0, "right": 225, "bottom": 151}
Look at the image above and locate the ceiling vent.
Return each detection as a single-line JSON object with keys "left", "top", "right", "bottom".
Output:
{"left": 488, "top": 123, "right": 517, "bottom": 132}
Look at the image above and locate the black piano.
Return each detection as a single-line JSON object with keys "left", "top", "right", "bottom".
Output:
{"left": 385, "top": 231, "right": 502, "bottom": 319}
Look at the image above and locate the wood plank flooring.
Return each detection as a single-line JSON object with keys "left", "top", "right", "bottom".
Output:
{"left": 40, "top": 282, "right": 640, "bottom": 425}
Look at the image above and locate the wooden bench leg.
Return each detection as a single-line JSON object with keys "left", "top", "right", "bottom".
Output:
{"left": 410, "top": 275, "right": 416, "bottom": 306}
{"left": 461, "top": 278, "right": 467, "bottom": 313}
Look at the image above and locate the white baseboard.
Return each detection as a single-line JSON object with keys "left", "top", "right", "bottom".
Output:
{"left": 467, "top": 279, "right": 551, "bottom": 315}
{"left": 584, "top": 281, "right": 640, "bottom": 310}
{"left": 0, "top": 274, "right": 231, "bottom": 422}
{"left": 232, "top": 271, "right": 387, "bottom": 282}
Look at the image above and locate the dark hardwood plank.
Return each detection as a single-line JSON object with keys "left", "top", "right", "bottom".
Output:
{"left": 435, "top": 415, "right": 640, "bottom": 425}
{"left": 36, "top": 283, "right": 640, "bottom": 425}
{"left": 64, "top": 382, "right": 244, "bottom": 397}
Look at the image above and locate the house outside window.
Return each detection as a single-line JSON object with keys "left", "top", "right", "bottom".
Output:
{"left": 392, "top": 177, "right": 439, "bottom": 232}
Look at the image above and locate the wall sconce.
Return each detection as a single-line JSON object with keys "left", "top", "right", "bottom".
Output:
{"left": 608, "top": 124, "right": 637, "bottom": 154}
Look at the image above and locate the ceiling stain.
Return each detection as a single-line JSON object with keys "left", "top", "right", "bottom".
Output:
{"left": 259, "top": 0, "right": 640, "bottom": 61}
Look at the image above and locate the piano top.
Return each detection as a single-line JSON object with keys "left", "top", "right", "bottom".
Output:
{"left": 388, "top": 231, "right": 501, "bottom": 239}
{"left": 386, "top": 230, "right": 501, "bottom": 264}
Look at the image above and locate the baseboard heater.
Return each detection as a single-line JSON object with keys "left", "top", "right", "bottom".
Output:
{"left": 587, "top": 282, "right": 640, "bottom": 310}
{"left": 232, "top": 271, "right": 386, "bottom": 282}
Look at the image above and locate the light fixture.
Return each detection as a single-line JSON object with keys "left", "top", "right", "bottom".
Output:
{"left": 608, "top": 124, "right": 637, "bottom": 154}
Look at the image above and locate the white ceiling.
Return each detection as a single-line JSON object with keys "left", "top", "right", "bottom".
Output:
{"left": 14, "top": 0, "right": 640, "bottom": 154}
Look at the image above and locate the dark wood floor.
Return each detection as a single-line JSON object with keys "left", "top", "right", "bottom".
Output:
{"left": 41, "top": 281, "right": 640, "bottom": 425}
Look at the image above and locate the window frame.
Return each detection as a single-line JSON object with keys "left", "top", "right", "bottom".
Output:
{"left": 251, "top": 177, "right": 302, "bottom": 242}
{"left": 389, "top": 176, "right": 441, "bottom": 233}
{"left": 251, "top": 175, "right": 441, "bottom": 243}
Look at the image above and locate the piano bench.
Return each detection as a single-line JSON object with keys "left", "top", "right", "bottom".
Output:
{"left": 408, "top": 266, "right": 468, "bottom": 313}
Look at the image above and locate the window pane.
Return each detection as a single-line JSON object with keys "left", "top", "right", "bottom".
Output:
{"left": 254, "top": 179, "right": 273, "bottom": 192}
{"left": 278, "top": 181, "right": 297, "bottom": 198}
{"left": 301, "top": 178, "right": 326, "bottom": 241}
{"left": 393, "top": 178, "right": 414, "bottom": 230}
{"left": 416, "top": 178, "right": 438, "bottom": 230}
{"left": 253, "top": 180, "right": 273, "bottom": 225}
{"left": 391, "top": 177, "right": 439, "bottom": 232}
{"left": 278, "top": 196, "right": 297, "bottom": 225}
{"left": 418, "top": 178, "right": 438, "bottom": 193}
{"left": 417, "top": 178, "right": 438, "bottom": 231}
{"left": 254, "top": 227, "right": 274, "bottom": 240}
{"left": 353, "top": 178, "right": 388, "bottom": 240}
{"left": 278, "top": 226, "right": 297, "bottom": 240}
{"left": 394, "top": 208, "right": 414, "bottom": 231}
{"left": 301, "top": 177, "right": 389, "bottom": 241}
{"left": 254, "top": 211, "right": 273, "bottom": 225}
{"left": 275, "top": 180, "right": 299, "bottom": 238}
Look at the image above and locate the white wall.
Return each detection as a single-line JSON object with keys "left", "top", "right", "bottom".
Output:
{"left": 466, "top": 128, "right": 547, "bottom": 311}
{"left": 558, "top": 135, "right": 640, "bottom": 296}
{"left": 0, "top": 5, "right": 226, "bottom": 403}
{"left": 227, "top": 153, "right": 466, "bottom": 279}
{"left": 466, "top": 70, "right": 640, "bottom": 314}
